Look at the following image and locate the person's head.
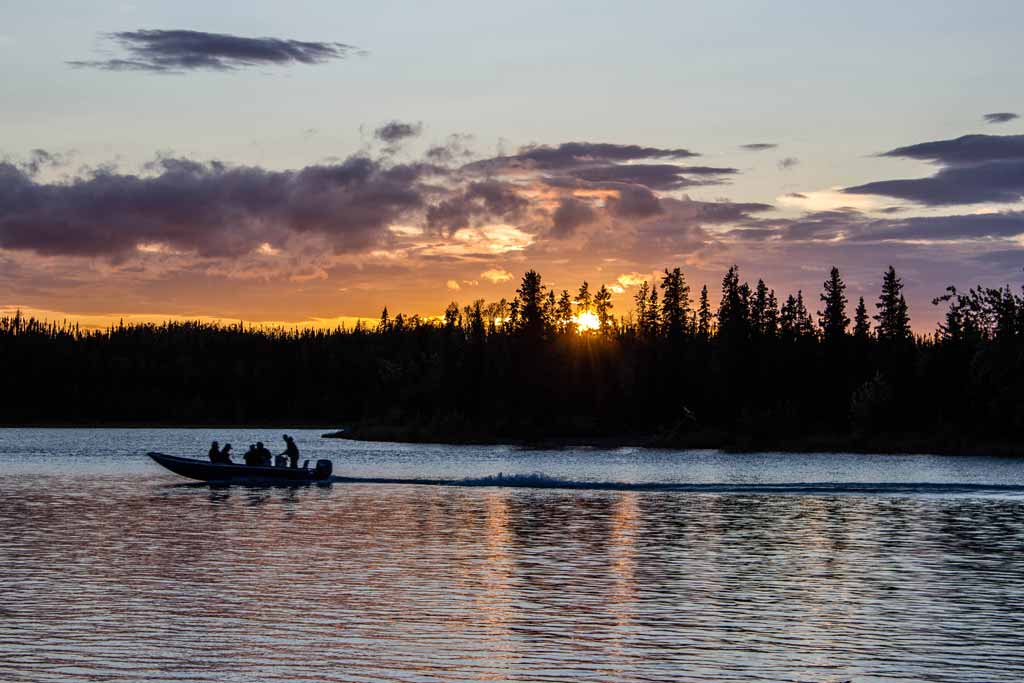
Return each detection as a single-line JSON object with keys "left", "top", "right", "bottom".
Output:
{"left": 248, "top": 444, "right": 255, "bottom": 451}
{"left": 284, "top": 434, "right": 293, "bottom": 443}
{"left": 223, "top": 443, "right": 232, "bottom": 452}
{"left": 211, "top": 441, "right": 219, "bottom": 448}
{"left": 256, "top": 441, "right": 263, "bottom": 449}
{"left": 282, "top": 434, "right": 288, "bottom": 442}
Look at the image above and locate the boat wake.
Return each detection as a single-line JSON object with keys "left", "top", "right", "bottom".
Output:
{"left": 330, "top": 473, "right": 1024, "bottom": 496}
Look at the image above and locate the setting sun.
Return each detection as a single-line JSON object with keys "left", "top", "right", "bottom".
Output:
{"left": 573, "top": 311, "right": 601, "bottom": 332}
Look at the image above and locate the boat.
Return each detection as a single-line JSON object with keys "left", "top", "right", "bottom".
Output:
{"left": 148, "top": 452, "right": 333, "bottom": 484}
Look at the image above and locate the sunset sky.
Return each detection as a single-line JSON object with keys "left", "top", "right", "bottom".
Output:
{"left": 2, "top": 1, "right": 1023, "bottom": 330}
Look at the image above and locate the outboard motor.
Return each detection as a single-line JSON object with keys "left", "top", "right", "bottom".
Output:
{"left": 314, "top": 459, "right": 333, "bottom": 479}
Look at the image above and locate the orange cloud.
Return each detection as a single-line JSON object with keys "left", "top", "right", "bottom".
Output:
{"left": 481, "top": 268, "right": 514, "bottom": 283}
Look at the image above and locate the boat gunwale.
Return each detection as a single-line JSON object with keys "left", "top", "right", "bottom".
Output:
{"left": 148, "top": 451, "right": 329, "bottom": 483}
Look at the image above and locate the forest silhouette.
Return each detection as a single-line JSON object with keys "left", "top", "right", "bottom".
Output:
{"left": 2, "top": 265, "right": 1022, "bottom": 454}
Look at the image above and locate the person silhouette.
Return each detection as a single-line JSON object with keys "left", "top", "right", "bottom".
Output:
{"left": 220, "top": 443, "right": 233, "bottom": 464}
{"left": 281, "top": 435, "right": 300, "bottom": 469}
{"left": 255, "top": 441, "right": 272, "bottom": 466}
{"left": 208, "top": 441, "right": 220, "bottom": 463}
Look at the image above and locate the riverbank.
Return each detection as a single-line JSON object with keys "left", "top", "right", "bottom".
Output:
{"left": 2, "top": 421, "right": 1018, "bottom": 457}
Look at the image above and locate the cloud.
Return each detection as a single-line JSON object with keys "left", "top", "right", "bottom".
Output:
{"left": 778, "top": 157, "right": 799, "bottom": 170}
{"left": 550, "top": 197, "right": 597, "bottom": 238}
{"left": 984, "top": 112, "right": 1020, "bottom": 125}
{"left": 844, "top": 134, "right": 1024, "bottom": 206}
{"left": 19, "top": 149, "right": 69, "bottom": 176}
{"left": 847, "top": 211, "right": 1024, "bottom": 242}
{"left": 465, "top": 142, "right": 698, "bottom": 175}
{"left": 374, "top": 121, "right": 423, "bottom": 143}
{"left": 446, "top": 279, "right": 460, "bottom": 290}
{"left": 732, "top": 208, "right": 1024, "bottom": 244}
{"left": 616, "top": 272, "right": 649, "bottom": 287}
{"left": 424, "top": 134, "right": 474, "bottom": 165}
{"left": 740, "top": 143, "right": 777, "bottom": 151}
{"left": 69, "top": 29, "right": 360, "bottom": 72}
{"left": 566, "top": 163, "right": 736, "bottom": 190}
{"left": 0, "top": 154, "right": 432, "bottom": 258}
{"left": 629, "top": 197, "right": 774, "bottom": 256}
{"left": 878, "top": 134, "right": 1024, "bottom": 164}
{"left": 845, "top": 161, "right": 1024, "bottom": 205}
{"left": 606, "top": 184, "right": 664, "bottom": 219}
{"left": 975, "top": 248, "right": 1024, "bottom": 269}
{"left": 480, "top": 268, "right": 513, "bottom": 283}
{"left": 425, "top": 180, "right": 528, "bottom": 236}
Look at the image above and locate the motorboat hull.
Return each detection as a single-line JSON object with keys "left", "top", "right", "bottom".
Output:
{"left": 148, "top": 452, "right": 330, "bottom": 484}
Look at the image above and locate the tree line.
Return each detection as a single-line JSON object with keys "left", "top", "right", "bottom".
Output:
{"left": 1, "top": 264, "right": 1021, "bottom": 453}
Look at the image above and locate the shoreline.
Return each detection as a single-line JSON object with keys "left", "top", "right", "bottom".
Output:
{"left": 1, "top": 422, "right": 1019, "bottom": 457}
{"left": 334, "top": 425, "right": 1023, "bottom": 458}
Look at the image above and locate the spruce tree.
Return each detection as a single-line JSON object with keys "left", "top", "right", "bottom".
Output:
{"left": 818, "top": 266, "right": 849, "bottom": 342}
{"left": 465, "top": 300, "right": 485, "bottom": 341}
{"left": 874, "top": 266, "right": 911, "bottom": 341}
{"left": 660, "top": 267, "right": 691, "bottom": 337}
{"left": 575, "top": 281, "right": 592, "bottom": 313}
{"left": 794, "top": 291, "right": 815, "bottom": 337}
{"left": 717, "top": 265, "right": 749, "bottom": 340}
{"left": 634, "top": 282, "right": 650, "bottom": 336}
{"left": 780, "top": 295, "right": 797, "bottom": 339}
{"left": 543, "top": 290, "right": 557, "bottom": 334}
{"left": 853, "top": 297, "right": 870, "bottom": 340}
{"left": 646, "top": 282, "right": 660, "bottom": 334}
{"left": 514, "top": 270, "right": 545, "bottom": 337}
{"left": 697, "top": 285, "right": 712, "bottom": 339}
{"left": 556, "top": 290, "right": 573, "bottom": 332}
{"left": 751, "top": 279, "right": 769, "bottom": 335}
{"left": 764, "top": 289, "right": 779, "bottom": 337}
{"left": 595, "top": 285, "right": 614, "bottom": 332}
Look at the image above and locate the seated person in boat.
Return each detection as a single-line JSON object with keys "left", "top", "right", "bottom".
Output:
{"left": 243, "top": 444, "right": 260, "bottom": 466}
{"left": 208, "top": 441, "right": 220, "bottom": 462}
{"left": 255, "top": 441, "right": 273, "bottom": 466}
{"left": 219, "top": 443, "right": 233, "bottom": 464}
{"left": 281, "top": 434, "right": 300, "bottom": 468}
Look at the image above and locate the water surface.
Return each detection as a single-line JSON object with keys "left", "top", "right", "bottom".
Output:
{"left": 2, "top": 429, "right": 1022, "bottom": 682}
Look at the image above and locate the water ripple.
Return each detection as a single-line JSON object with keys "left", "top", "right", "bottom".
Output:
{"left": 2, "top": 431, "right": 1024, "bottom": 682}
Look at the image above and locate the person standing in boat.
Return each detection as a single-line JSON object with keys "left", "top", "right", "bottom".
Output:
{"left": 208, "top": 441, "right": 220, "bottom": 463}
{"left": 281, "top": 434, "right": 300, "bottom": 468}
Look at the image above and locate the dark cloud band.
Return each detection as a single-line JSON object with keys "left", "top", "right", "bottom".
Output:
{"left": 0, "top": 156, "right": 429, "bottom": 257}
{"left": 845, "top": 134, "right": 1024, "bottom": 206}
{"left": 69, "top": 30, "right": 361, "bottom": 72}
{"left": 984, "top": 112, "right": 1020, "bottom": 125}
{"left": 375, "top": 121, "right": 423, "bottom": 143}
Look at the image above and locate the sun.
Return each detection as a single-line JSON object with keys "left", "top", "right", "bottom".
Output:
{"left": 573, "top": 310, "right": 601, "bottom": 332}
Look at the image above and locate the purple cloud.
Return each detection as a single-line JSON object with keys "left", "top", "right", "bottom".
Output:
{"left": 0, "top": 155, "right": 430, "bottom": 258}
{"left": 69, "top": 30, "right": 361, "bottom": 72}
{"left": 844, "top": 134, "right": 1024, "bottom": 205}
{"left": 375, "top": 121, "right": 423, "bottom": 143}
{"left": 550, "top": 198, "right": 597, "bottom": 238}
{"left": 984, "top": 112, "right": 1020, "bottom": 125}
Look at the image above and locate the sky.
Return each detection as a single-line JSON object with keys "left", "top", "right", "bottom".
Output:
{"left": 1, "top": 0, "right": 1023, "bottom": 331}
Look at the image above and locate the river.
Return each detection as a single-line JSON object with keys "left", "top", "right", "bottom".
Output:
{"left": 1, "top": 428, "right": 1022, "bottom": 682}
